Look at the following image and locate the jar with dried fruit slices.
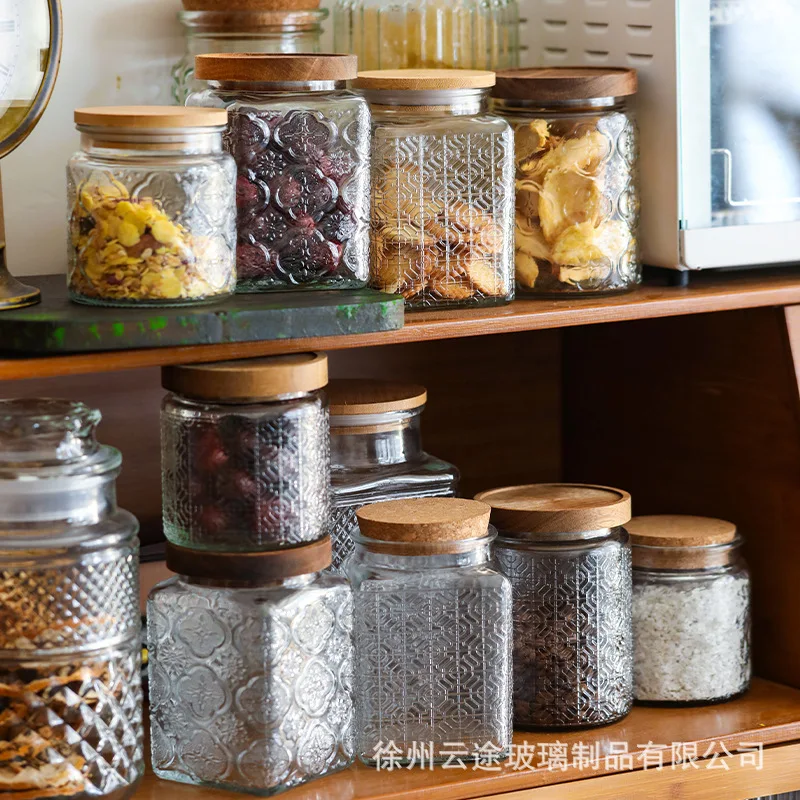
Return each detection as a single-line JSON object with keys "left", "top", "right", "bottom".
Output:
{"left": 353, "top": 69, "right": 515, "bottom": 309}
{"left": 68, "top": 106, "right": 237, "bottom": 306}
{"left": 160, "top": 353, "right": 330, "bottom": 551}
{"left": 492, "top": 68, "right": 640, "bottom": 295}
{"left": 188, "top": 54, "right": 370, "bottom": 292}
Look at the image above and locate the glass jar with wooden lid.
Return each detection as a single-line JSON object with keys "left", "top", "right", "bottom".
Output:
{"left": 491, "top": 67, "right": 640, "bottom": 296}
{"left": 68, "top": 106, "right": 237, "bottom": 307}
{"left": 476, "top": 483, "right": 633, "bottom": 729}
{"left": 328, "top": 379, "right": 459, "bottom": 573}
{"left": 188, "top": 54, "right": 370, "bottom": 292}
{"left": 353, "top": 70, "right": 515, "bottom": 309}
{"left": 348, "top": 497, "right": 512, "bottom": 764}
{"left": 629, "top": 515, "right": 751, "bottom": 705}
{"left": 160, "top": 353, "right": 330, "bottom": 551}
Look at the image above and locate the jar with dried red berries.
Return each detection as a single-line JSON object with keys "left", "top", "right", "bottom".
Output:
{"left": 160, "top": 353, "right": 330, "bottom": 551}
{"left": 188, "top": 54, "right": 371, "bottom": 292}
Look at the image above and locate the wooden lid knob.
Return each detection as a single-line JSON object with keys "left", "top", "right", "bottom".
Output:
{"left": 327, "top": 379, "right": 427, "bottom": 415}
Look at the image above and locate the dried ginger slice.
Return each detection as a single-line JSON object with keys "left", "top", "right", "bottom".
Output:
{"left": 521, "top": 129, "right": 609, "bottom": 183}
{"left": 552, "top": 220, "right": 629, "bottom": 284}
{"left": 539, "top": 169, "right": 605, "bottom": 243}
{"left": 515, "top": 119, "right": 551, "bottom": 165}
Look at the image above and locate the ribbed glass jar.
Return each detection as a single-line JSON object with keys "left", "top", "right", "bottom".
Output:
{"left": 68, "top": 106, "right": 236, "bottom": 307}
{"left": 0, "top": 399, "right": 143, "bottom": 799}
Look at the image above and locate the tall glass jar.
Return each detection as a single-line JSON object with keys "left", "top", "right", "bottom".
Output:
{"left": 148, "top": 536, "right": 354, "bottom": 795}
{"left": 328, "top": 379, "right": 459, "bottom": 573}
{"left": 188, "top": 54, "right": 370, "bottom": 292}
{"left": 0, "top": 399, "right": 143, "bottom": 798}
{"left": 628, "top": 515, "right": 752, "bottom": 705}
{"left": 173, "top": 9, "right": 328, "bottom": 104}
{"left": 348, "top": 498, "right": 512, "bottom": 764}
{"left": 477, "top": 483, "right": 634, "bottom": 729}
{"left": 68, "top": 106, "right": 236, "bottom": 307}
{"left": 492, "top": 68, "right": 641, "bottom": 295}
{"left": 160, "top": 353, "right": 330, "bottom": 551}
{"left": 354, "top": 70, "right": 515, "bottom": 309}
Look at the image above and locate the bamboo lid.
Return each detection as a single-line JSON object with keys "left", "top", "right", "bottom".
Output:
{"left": 327, "top": 379, "right": 427, "bottom": 416}
{"left": 493, "top": 67, "right": 637, "bottom": 102}
{"left": 353, "top": 69, "right": 496, "bottom": 91}
{"left": 357, "top": 498, "right": 491, "bottom": 543}
{"left": 195, "top": 53, "right": 357, "bottom": 82}
{"left": 627, "top": 515, "right": 737, "bottom": 548}
{"left": 74, "top": 106, "right": 228, "bottom": 129}
{"left": 183, "top": 0, "right": 320, "bottom": 10}
{"left": 474, "top": 483, "right": 632, "bottom": 534}
{"left": 162, "top": 353, "right": 328, "bottom": 401}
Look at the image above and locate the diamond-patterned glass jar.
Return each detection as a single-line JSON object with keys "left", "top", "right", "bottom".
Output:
{"left": 68, "top": 106, "right": 237, "bottom": 307}
{"left": 148, "top": 536, "right": 354, "bottom": 795}
{"left": 492, "top": 68, "right": 641, "bottom": 295}
{"left": 477, "top": 484, "right": 634, "bottom": 729}
{"left": 349, "top": 498, "right": 512, "bottom": 763}
{"left": 0, "top": 399, "right": 143, "bottom": 798}
{"left": 161, "top": 353, "right": 330, "bottom": 551}
{"left": 353, "top": 70, "right": 515, "bottom": 309}
{"left": 188, "top": 54, "right": 370, "bottom": 292}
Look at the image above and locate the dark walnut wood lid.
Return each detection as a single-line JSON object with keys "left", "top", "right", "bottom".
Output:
{"left": 195, "top": 53, "right": 357, "bottom": 82}
{"left": 183, "top": 0, "right": 320, "bottom": 10}
{"left": 493, "top": 67, "right": 637, "bottom": 102}
{"left": 327, "top": 379, "right": 427, "bottom": 416}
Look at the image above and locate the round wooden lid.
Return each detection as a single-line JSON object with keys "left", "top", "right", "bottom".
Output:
{"left": 474, "top": 483, "right": 632, "bottom": 534}
{"left": 74, "top": 106, "right": 228, "bottom": 129}
{"left": 353, "top": 69, "right": 496, "bottom": 91}
{"left": 195, "top": 53, "right": 357, "bottom": 82}
{"left": 493, "top": 67, "right": 637, "bottom": 102}
{"left": 357, "top": 498, "right": 491, "bottom": 543}
{"left": 627, "top": 515, "right": 737, "bottom": 548}
{"left": 327, "top": 379, "right": 427, "bottom": 416}
{"left": 162, "top": 353, "right": 328, "bottom": 401}
{"left": 183, "top": 0, "right": 320, "bottom": 10}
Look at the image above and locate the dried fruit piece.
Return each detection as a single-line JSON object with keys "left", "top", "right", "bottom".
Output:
{"left": 539, "top": 170, "right": 604, "bottom": 243}
{"left": 515, "top": 119, "right": 550, "bottom": 165}
{"left": 551, "top": 220, "right": 628, "bottom": 284}
{"left": 516, "top": 251, "right": 540, "bottom": 288}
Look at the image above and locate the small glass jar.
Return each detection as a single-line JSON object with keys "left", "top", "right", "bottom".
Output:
{"left": 160, "top": 353, "right": 330, "bottom": 551}
{"left": 68, "top": 106, "right": 237, "bottom": 307}
{"left": 188, "top": 54, "right": 371, "bottom": 292}
{"left": 492, "top": 67, "right": 641, "bottom": 295}
{"left": 148, "top": 536, "right": 354, "bottom": 795}
{"left": 0, "top": 399, "right": 143, "bottom": 798}
{"left": 629, "top": 515, "right": 752, "bottom": 705}
{"left": 173, "top": 9, "right": 328, "bottom": 104}
{"left": 477, "top": 483, "right": 634, "bottom": 729}
{"left": 349, "top": 498, "right": 512, "bottom": 764}
{"left": 328, "top": 379, "right": 459, "bottom": 573}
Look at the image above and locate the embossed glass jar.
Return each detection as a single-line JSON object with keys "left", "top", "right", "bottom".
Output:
{"left": 492, "top": 68, "right": 640, "bottom": 296}
{"left": 477, "top": 484, "right": 634, "bottom": 729}
{"left": 148, "top": 536, "right": 354, "bottom": 794}
{"left": 0, "top": 399, "right": 143, "bottom": 798}
{"left": 349, "top": 498, "right": 512, "bottom": 764}
{"left": 328, "top": 379, "right": 459, "bottom": 573}
{"left": 161, "top": 353, "right": 330, "bottom": 551}
{"left": 188, "top": 54, "right": 370, "bottom": 292}
{"left": 68, "top": 106, "right": 237, "bottom": 307}
{"left": 353, "top": 70, "right": 515, "bottom": 309}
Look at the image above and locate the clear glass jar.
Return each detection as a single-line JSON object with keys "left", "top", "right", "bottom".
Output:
{"left": 348, "top": 498, "right": 512, "bottom": 764}
{"left": 328, "top": 379, "right": 459, "bottom": 573}
{"left": 629, "top": 515, "right": 752, "bottom": 705}
{"left": 354, "top": 70, "right": 515, "bottom": 309}
{"left": 160, "top": 353, "right": 330, "bottom": 551}
{"left": 172, "top": 9, "right": 328, "bottom": 104}
{"left": 148, "top": 537, "right": 354, "bottom": 795}
{"left": 188, "top": 54, "right": 370, "bottom": 292}
{"left": 478, "top": 484, "right": 633, "bottom": 729}
{"left": 492, "top": 68, "right": 641, "bottom": 295}
{"left": 0, "top": 399, "right": 143, "bottom": 798}
{"left": 68, "top": 106, "right": 237, "bottom": 307}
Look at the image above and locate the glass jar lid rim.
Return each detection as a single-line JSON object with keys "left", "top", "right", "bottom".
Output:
{"left": 327, "top": 379, "right": 426, "bottom": 416}
{"left": 74, "top": 106, "right": 228, "bottom": 131}
{"left": 195, "top": 53, "right": 357, "bottom": 82}
{"left": 492, "top": 67, "right": 637, "bottom": 102}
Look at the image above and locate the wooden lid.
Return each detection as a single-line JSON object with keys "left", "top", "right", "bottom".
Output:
{"left": 183, "top": 0, "right": 320, "bottom": 10}
{"left": 357, "top": 498, "right": 491, "bottom": 543}
{"left": 474, "top": 483, "right": 632, "bottom": 534}
{"left": 353, "top": 69, "right": 496, "bottom": 91}
{"left": 627, "top": 515, "right": 737, "bottom": 548}
{"left": 162, "top": 353, "right": 328, "bottom": 400}
{"left": 493, "top": 67, "right": 637, "bottom": 102}
{"left": 74, "top": 106, "right": 228, "bottom": 129}
{"left": 327, "top": 379, "right": 427, "bottom": 416}
{"left": 195, "top": 53, "right": 357, "bottom": 82}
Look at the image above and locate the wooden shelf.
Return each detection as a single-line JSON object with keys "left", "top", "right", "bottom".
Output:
{"left": 4, "top": 267, "right": 800, "bottom": 380}
{"left": 134, "top": 679, "right": 800, "bottom": 800}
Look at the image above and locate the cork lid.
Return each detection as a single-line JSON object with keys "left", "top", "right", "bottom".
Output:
{"left": 327, "top": 379, "right": 427, "bottom": 416}
{"left": 74, "top": 106, "right": 228, "bottom": 129}
{"left": 474, "top": 483, "right": 632, "bottom": 534}
{"left": 353, "top": 69, "right": 496, "bottom": 91}
{"left": 195, "top": 53, "right": 357, "bottom": 83}
{"left": 162, "top": 353, "right": 328, "bottom": 401}
{"left": 183, "top": 0, "right": 320, "bottom": 10}
{"left": 493, "top": 67, "right": 637, "bottom": 102}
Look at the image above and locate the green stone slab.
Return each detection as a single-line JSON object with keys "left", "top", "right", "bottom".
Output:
{"left": 0, "top": 276, "right": 404, "bottom": 354}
